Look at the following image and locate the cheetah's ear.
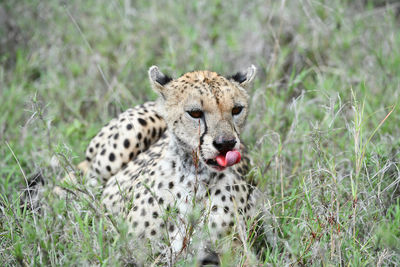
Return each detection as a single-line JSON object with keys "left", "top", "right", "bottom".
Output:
{"left": 229, "top": 64, "right": 257, "bottom": 89}
{"left": 148, "top": 66, "right": 173, "bottom": 94}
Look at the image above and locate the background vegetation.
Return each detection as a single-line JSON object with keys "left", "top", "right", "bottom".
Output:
{"left": 1, "top": 0, "right": 399, "bottom": 265}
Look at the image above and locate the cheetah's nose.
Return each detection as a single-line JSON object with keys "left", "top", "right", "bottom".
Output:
{"left": 213, "top": 137, "right": 237, "bottom": 154}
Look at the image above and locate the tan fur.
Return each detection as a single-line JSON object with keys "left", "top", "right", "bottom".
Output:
{"left": 59, "top": 65, "right": 257, "bottom": 264}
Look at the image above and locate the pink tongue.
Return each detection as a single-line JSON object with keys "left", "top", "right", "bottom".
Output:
{"left": 216, "top": 150, "right": 241, "bottom": 167}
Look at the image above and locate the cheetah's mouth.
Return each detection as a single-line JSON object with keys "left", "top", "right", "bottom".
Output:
{"left": 206, "top": 150, "right": 241, "bottom": 171}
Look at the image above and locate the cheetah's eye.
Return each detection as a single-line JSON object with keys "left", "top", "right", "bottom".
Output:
{"left": 232, "top": 106, "right": 243, "bottom": 116}
{"left": 187, "top": 109, "right": 204, "bottom": 119}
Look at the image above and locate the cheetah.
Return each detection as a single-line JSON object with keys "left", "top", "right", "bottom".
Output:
{"left": 75, "top": 65, "right": 257, "bottom": 265}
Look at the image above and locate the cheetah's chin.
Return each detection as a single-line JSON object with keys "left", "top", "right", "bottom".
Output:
{"left": 206, "top": 150, "right": 241, "bottom": 171}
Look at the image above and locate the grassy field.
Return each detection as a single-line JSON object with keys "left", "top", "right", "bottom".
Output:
{"left": 1, "top": 0, "right": 400, "bottom": 265}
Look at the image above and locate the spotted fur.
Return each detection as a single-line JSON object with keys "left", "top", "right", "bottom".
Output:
{"left": 73, "top": 65, "right": 257, "bottom": 264}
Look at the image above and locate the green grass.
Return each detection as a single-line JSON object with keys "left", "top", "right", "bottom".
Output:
{"left": 1, "top": 0, "right": 400, "bottom": 265}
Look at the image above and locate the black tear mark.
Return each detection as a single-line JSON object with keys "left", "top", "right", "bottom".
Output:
{"left": 199, "top": 118, "right": 207, "bottom": 147}
{"left": 199, "top": 117, "right": 208, "bottom": 162}
{"left": 232, "top": 122, "right": 239, "bottom": 135}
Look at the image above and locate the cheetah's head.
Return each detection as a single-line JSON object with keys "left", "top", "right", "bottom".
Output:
{"left": 148, "top": 65, "right": 256, "bottom": 172}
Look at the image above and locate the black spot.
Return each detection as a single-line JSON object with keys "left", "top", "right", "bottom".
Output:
{"left": 149, "top": 116, "right": 155, "bottom": 123}
{"left": 141, "top": 209, "right": 146, "bottom": 216}
{"left": 158, "top": 128, "right": 164, "bottom": 138}
{"left": 129, "top": 152, "right": 134, "bottom": 160}
{"left": 127, "top": 124, "right": 133, "bottom": 130}
{"left": 158, "top": 182, "right": 163, "bottom": 189}
{"left": 124, "top": 139, "right": 130, "bottom": 148}
{"left": 169, "top": 182, "right": 174, "bottom": 189}
{"left": 152, "top": 212, "right": 158, "bottom": 218}
{"left": 229, "top": 221, "right": 234, "bottom": 227}
{"left": 211, "top": 222, "right": 216, "bottom": 228}
{"left": 148, "top": 197, "right": 154, "bottom": 204}
{"left": 144, "top": 221, "right": 150, "bottom": 227}
{"left": 137, "top": 133, "right": 142, "bottom": 140}
{"left": 159, "top": 198, "right": 164, "bottom": 205}
{"left": 221, "top": 195, "right": 226, "bottom": 202}
{"left": 106, "top": 165, "right": 111, "bottom": 172}
{"left": 177, "top": 192, "right": 181, "bottom": 199}
{"left": 114, "top": 133, "right": 119, "bottom": 140}
{"left": 86, "top": 157, "right": 91, "bottom": 162}
{"left": 180, "top": 175, "right": 185, "bottom": 183}
{"left": 169, "top": 224, "right": 175, "bottom": 232}
{"left": 109, "top": 153, "right": 115, "bottom": 162}
{"left": 133, "top": 221, "right": 138, "bottom": 227}
{"left": 234, "top": 185, "right": 240, "bottom": 191}
{"left": 138, "top": 118, "right": 147, "bottom": 126}
{"left": 224, "top": 206, "right": 229, "bottom": 213}
{"left": 100, "top": 149, "right": 106, "bottom": 155}
{"left": 135, "top": 193, "right": 140, "bottom": 199}
{"left": 89, "top": 147, "right": 93, "bottom": 153}
{"left": 150, "top": 171, "right": 155, "bottom": 176}
{"left": 215, "top": 189, "right": 221, "bottom": 195}
{"left": 150, "top": 229, "right": 156, "bottom": 236}
{"left": 212, "top": 205, "right": 218, "bottom": 212}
